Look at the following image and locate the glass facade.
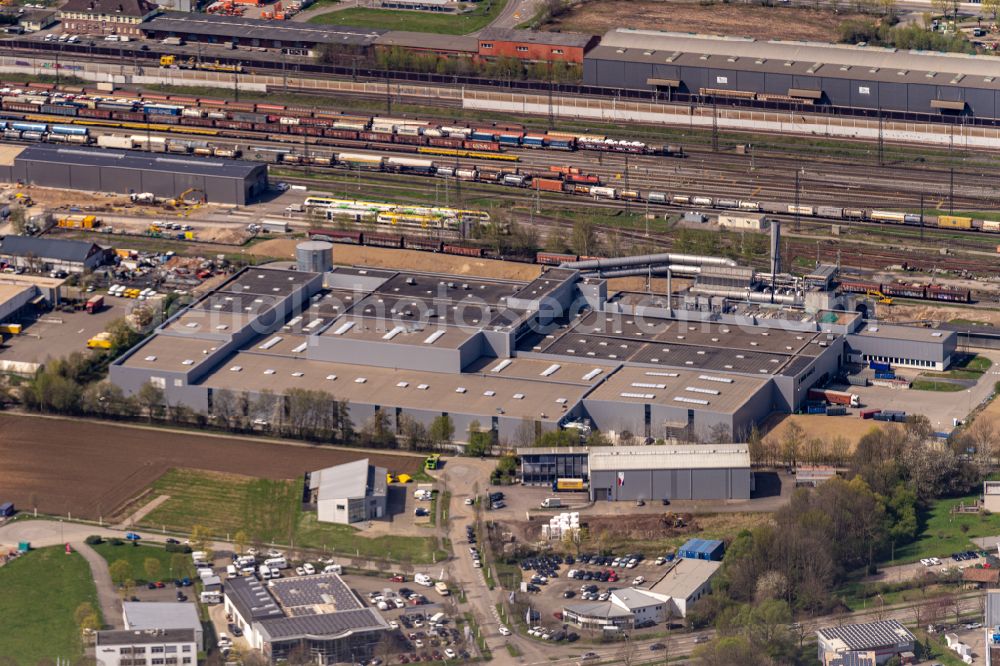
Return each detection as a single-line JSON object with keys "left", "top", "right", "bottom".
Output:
{"left": 520, "top": 452, "right": 589, "bottom": 486}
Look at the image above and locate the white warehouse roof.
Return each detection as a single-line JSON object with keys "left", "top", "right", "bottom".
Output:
{"left": 588, "top": 444, "right": 750, "bottom": 472}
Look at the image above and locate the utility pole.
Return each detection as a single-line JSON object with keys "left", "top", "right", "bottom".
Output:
{"left": 794, "top": 170, "right": 801, "bottom": 232}
{"left": 949, "top": 167, "right": 955, "bottom": 214}
{"left": 919, "top": 193, "right": 925, "bottom": 242}
{"left": 711, "top": 101, "right": 719, "bottom": 152}
{"left": 877, "top": 108, "right": 884, "bottom": 167}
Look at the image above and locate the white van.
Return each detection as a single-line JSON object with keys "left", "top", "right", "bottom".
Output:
{"left": 225, "top": 564, "right": 237, "bottom": 579}
{"left": 434, "top": 581, "right": 450, "bottom": 596}
{"left": 260, "top": 566, "right": 272, "bottom": 580}
{"left": 264, "top": 557, "right": 288, "bottom": 570}
{"left": 323, "top": 564, "right": 342, "bottom": 574}
{"left": 414, "top": 573, "right": 433, "bottom": 587}
{"left": 240, "top": 565, "right": 256, "bottom": 576}
{"left": 430, "top": 612, "right": 447, "bottom": 624}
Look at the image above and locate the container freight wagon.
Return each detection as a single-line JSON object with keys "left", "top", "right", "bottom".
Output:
{"left": 807, "top": 388, "right": 860, "bottom": 407}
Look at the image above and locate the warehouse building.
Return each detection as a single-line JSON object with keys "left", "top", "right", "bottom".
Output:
{"left": 643, "top": 558, "right": 721, "bottom": 618}
{"left": 0, "top": 145, "right": 268, "bottom": 206}
{"left": 845, "top": 323, "right": 956, "bottom": 371}
{"left": 585, "top": 29, "right": 1000, "bottom": 119}
{"left": 816, "top": 620, "right": 915, "bottom": 665}
{"left": 307, "top": 459, "right": 388, "bottom": 525}
{"left": 225, "top": 573, "right": 389, "bottom": 664}
{"left": 676, "top": 538, "right": 725, "bottom": 561}
{"left": 121, "top": 602, "right": 204, "bottom": 651}
{"left": 108, "top": 252, "right": 955, "bottom": 446}
{"left": 0, "top": 235, "right": 106, "bottom": 273}
{"left": 478, "top": 28, "right": 598, "bottom": 64}
{"left": 588, "top": 445, "right": 751, "bottom": 502}
{"left": 95, "top": 629, "right": 198, "bottom": 666}
{"left": 141, "top": 12, "right": 383, "bottom": 53}
{"left": 0, "top": 283, "right": 38, "bottom": 322}
{"left": 59, "top": 0, "right": 159, "bottom": 38}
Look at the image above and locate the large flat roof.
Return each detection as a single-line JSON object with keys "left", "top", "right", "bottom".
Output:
{"left": 143, "top": 11, "right": 384, "bottom": 46}
{"left": 376, "top": 31, "right": 478, "bottom": 53}
{"left": 224, "top": 267, "right": 314, "bottom": 297}
{"left": 311, "top": 459, "right": 386, "bottom": 502}
{"left": 585, "top": 366, "right": 767, "bottom": 415}
{"left": 121, "top": 334, "right": 223, "bottom": 372}
{"left": 0, "top": 283, "right": 32, "bottom": 306}
{"left": 479, "top": 28, "right": 595, "bottom": 48}
{"left": 588, "top": 444, "right": 751, "bottom": 471}
{"left": 592, "top": 29, "right": 1000, "bottom": 90}
{"left": 646, "top": 558, "right": 721, "bottom": 600}
{"left": 320, "top": 315, "right": 476, "bottom": 350}
{"left": 851, "top": 323, "right": 956, "bottom": 344}
{"left": 816, "top": 619, "right": 915, "bottom": 651}
{"left": 16, "top": 144, "right": 264, "bottom": 178}
{"left": 198, "top": 353, "right": 596, "bottom": 422}
{"left": 122, "top": 602, "right": 201, "bottom": 631}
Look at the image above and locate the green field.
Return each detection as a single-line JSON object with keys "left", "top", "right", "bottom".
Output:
{"left": 308, "top": 0, "right": 506, "bottom": 34}
{"left": 893, "top": 493, "right": 1000, "bottom": 563}
{"left": 92, "top": 541, "right": 186, "bottom": 584}
{"left": 911, "top": 379, "right": 967, "bottom": 392}
{"left": 141, "top": 469, "right": 446, "bottom": 563}
{"left": 0, "top": 546, "right": 101, "bottom": 663}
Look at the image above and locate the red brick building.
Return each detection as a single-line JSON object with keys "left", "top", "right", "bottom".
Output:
{"left": 477, "top": 28, "right": 597, "bottom": 64}
{"left": 58, "top": 0, "right": 159, "bottom": 37}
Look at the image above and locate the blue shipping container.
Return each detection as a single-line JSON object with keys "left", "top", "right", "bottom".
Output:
{"left": 869, "top": 361, "right": 891, "bottom": 371}
{"left": 523, "top": 136, "right": 545, "bottom": 147}
{"left": 0, "top": 502, "right": 14, "bottom": 517}
{"left": 874, "top": 372, "right": 896, "bottom": 380}
{"left": 498, "top": 135, "right": 521, "bottom": 146}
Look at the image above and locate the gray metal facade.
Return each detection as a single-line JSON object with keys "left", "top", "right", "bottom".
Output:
{"left": 589, "top": 467, "right": 752, "bottom": 501}
{"left": 0, "top": 146, "right": 268, "bottom": 205}
{"left": 583, "top": 56, "right": 1000, "bottom": 116}
{"left": 519, "top": 449, "right": 589, "bottom": 486}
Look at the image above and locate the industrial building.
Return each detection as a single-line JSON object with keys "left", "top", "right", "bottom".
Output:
{"left": 585, "top": 29, "right": 1000, "bottom": 119}
{"left": 141, "top": 12, "right": 383, "bottom": 53}
{"left": 95, "top": 629, "right": 198, "bottom": 666}
{"left": 108, "top": 236, "right": 956, "bottom": 445}
{"left": 224, "top": 573, "right": 388, "bottom": 664}
{"left": 816, "top": 620, "right": 916, "bottom": 665}
{"left": 517, "top": 447, "right": 589, "bottom": 487}
{"left": 59, "top": 0, "right": 159, "bottom": 37}
{"left": 307, "top": 459, "right": 388, "bottom": 525}
{"left": 477, "top": 28, "right": 598, "bottom": 64}
{"left": 588, "top": 445, "right": 751, "bottom": 502}
{"left": 985, "top": 590, "right": 1000, "bottom": 666}
{"left": 0, "top": 235, "right": 106, "bottom": 273}
{"left": 121, "top": 602, "right": 204, "bottom": 651}
{"left": 676, "top": 538, "right": 725, "bottom": 561}
{"left": 0, "top": 145, "right": 268, "bottom": 206}
{"left": 564, "top": 557, "right": 721, "bottom": 628}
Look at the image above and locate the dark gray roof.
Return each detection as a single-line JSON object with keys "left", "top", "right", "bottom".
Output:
{"left": 259, "top": 608, "right": 389, "bottom": 641}
{"left": 478, "top": 28, "right": 595, "bottom": 48}
{"left": 225, "top": 576, "right": 284, "bottom": 623}
{"left": 97, "top": 628, "right": 196, "bottom": 646}
{"left": 376, "top": 31, "right": 477, "bottom": 53}
{"left": 59, "top": 0, "right": 158, "bottom": 18}
{"left": 817, "top": 619, "right": 914, "bottom": 650}
{"left": 0, "top": 235, "right": 102, "bottom": 262}
{"left": 142, "top": 11, "right": 384, "bottom": 46}
{"left": 590, "top": 29, "right": 1000, "bottom": 91}
{"left": 17, "top": 144, "right": 265, "bottom": 179}
{"left": 987, "top": 591, "right": 1000, "bottom": 628}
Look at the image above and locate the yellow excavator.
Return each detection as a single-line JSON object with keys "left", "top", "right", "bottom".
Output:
{"left": 173, "top": 188, "right": 206, "bottom": 207}
{"left": 866, "top": 288, "right": 893, "bottom": 305}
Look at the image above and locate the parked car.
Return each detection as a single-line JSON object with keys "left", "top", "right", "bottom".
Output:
{"left": 125, "top": 532, "right": 141, "bottom": 541}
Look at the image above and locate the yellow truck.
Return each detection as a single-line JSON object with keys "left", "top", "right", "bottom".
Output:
{"left": 0, "top": 323, "right": 22, "bottom": 335}
{"left": 87, "top": 331, "right": 112, "bottom": 349}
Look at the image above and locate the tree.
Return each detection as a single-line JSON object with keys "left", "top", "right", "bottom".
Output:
{"left": 189, "top": 524, "right": 213, "bottom": 560}
{"left": 143, "top": 558, "right": 161, "bottom": 584}
{"left": 109, "top": 559, "right": 133, "bottom": 592}
{"left": 985, "top": 0, "right": 1000, "bottom": 20}
{"left": 136, "top": 381, "right": 165, "bottom": 422}
{"left": 8, "top": 206, "right": 25, "bottom": 234}
{"left": 234, "top": 530, "right": 249, "bottom": 556}
{"left": 780, "top": 421, "right": 804, "bottom": 467}
{"left": 74, "top": 602, "right": 98, "bottom": 627}
{"left": 361, "top": 411, "right": 396, "bottom": 448}
{"left": 570, "top": 219, "right": 600, "bottom": 257}
{"left": 429, "top": 414, "right": 455, "bottom": 449}
{"left": 466, "top": 420, "right": 492, "bottom": 457}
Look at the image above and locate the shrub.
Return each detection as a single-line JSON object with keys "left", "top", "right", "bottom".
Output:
{"left": 108, "top": 537, "right": 124, "bottom": 546}
{"left": 84, "top": 535, "right": 103, "bottom": 546}
{"left": 165, "top": 543, "right": 192, "bottom": 554}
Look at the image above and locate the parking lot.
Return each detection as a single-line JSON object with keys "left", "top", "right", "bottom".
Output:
{"left": 0, "top": 293, "right": 129, "bottom": 365}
